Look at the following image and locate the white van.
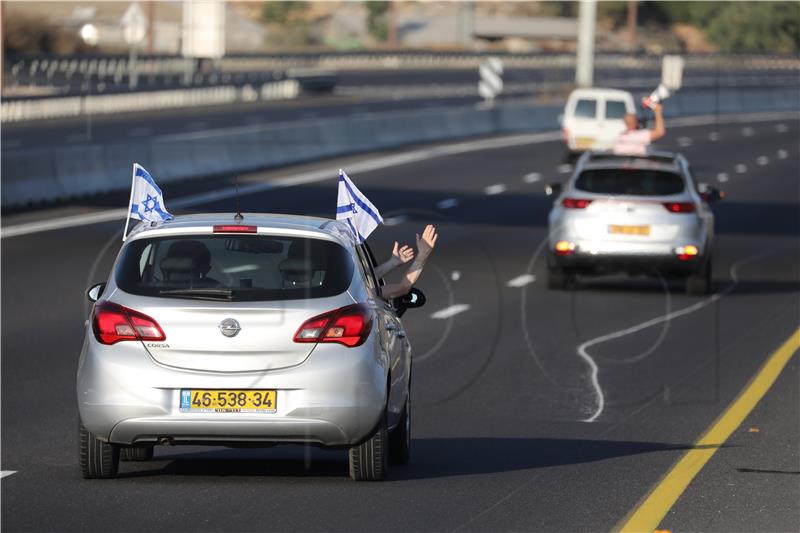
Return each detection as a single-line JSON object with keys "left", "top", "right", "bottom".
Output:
{"left": 560, "top": 88, "right": 636, "bottom": 155}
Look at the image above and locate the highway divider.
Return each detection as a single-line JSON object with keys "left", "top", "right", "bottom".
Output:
{"left": 2, "top": 86, "right": 798, "bottom": 208}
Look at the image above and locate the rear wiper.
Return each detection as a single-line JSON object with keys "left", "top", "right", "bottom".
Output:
{"left": 159, "top": 288, "right": 234, "bottom": 301}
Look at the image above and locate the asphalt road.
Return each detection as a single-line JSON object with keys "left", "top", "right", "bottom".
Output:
{"left": 2, "top": 115, "right": 799, "bottom": 532}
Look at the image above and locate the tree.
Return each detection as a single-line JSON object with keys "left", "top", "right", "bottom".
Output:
{"left": 365, "top": 1, "right": 389, "bottom": 42}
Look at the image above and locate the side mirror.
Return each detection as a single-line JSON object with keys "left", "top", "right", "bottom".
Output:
{"left": 87, "top": 283, "right": 106, "bottom": 302}
{"left": 698, "top": 183, "right": 724, "bottom": 203}
{"left": 545, "top": 183, "right": 562, "bottom": 197}
{"left": 394, "top": 288, "right": 426, "bottom": 317}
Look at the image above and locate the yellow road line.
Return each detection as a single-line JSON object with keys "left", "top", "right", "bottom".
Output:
{"left": 616, "top": 327, "right": 800, "bottom": 533}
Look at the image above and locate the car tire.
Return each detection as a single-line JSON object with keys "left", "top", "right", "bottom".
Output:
{"left": 120, "top": 445, "right": 154, "bottom": 462}
{"left": 389, "top": 395, "right": 411, "bottom": 465}
{"left": 686, "top": 258, "right": 712, "bottom": 296}
{"left": 79, "top": 421, "right": 119, "bottom": 479}
{"left": 349, "top": 412, "right": 388, "bottom": 481}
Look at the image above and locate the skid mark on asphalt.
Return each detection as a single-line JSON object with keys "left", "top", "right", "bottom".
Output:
{"left": 415, "top": 265, "right": 457, "bottom": 363}
{"left": 579, "top": 250, "right": 776, "bottom": 423}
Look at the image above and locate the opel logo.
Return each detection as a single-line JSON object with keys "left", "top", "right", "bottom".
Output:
{"left": 219, "top": 318, "right": 241, "bottom": 338}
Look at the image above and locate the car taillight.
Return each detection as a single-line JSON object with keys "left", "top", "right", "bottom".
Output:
{"left": 663, "top": 202, "right": 695, "bottom": 213}
{"left": 92, "top": 301, "right": 166, "bottom": 345}
{"left": 213, "top": 225, "right": 257, "bottom": 233}
{"left": 562, "top": 198, "right": 593, "bottom": 209}
{"left": 675, "top": 245, "right": 700, "bottom": 261}
{"left": 293, "top": 304, "right": 373, "bottom": 348}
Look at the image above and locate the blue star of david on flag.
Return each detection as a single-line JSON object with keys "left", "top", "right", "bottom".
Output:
{"left": 123, "top": 164, "right": 173, "bottom": 241}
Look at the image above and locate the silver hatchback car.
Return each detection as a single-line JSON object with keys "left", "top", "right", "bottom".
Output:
{"left": 545, "top": 151, "right": 723, "bottom": 294}
{"left": 78, "top": 213, "right": 423, "bottom": 481}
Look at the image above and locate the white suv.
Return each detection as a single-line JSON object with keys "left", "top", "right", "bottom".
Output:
{"left": 560, "top": 88, "right": 637, "bottom": 156}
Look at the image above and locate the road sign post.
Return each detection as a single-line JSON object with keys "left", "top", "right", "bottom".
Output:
{"left": 121, "top": 2, "right": 147, "bottom": 90}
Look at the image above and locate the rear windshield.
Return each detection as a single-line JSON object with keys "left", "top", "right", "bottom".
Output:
{"left": 575, "top": 169, "right": 685, "bottom": 196}
{"left": 573, "top": 99, "right": 597, "bottom": 119}
{"left": 116, "top": 235, "right": 354, "bottom": 301}
{"left": 605, "top": 100, "right": 627, "bottom": 119}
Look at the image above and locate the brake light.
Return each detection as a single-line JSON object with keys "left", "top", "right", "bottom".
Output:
{"left": 213, "top": 225, "right": 257, "bottom": 233}
{"left": 555, "top": 240, "right": 577, "bottom": 256}
{"left": 92, "top": 301, "right": 165, "bottom": 345}
{"left": 293, "top": 304, "right": 373, "bottom": 348}
{"left": 663, "top": 202, "right": 695, "bottom": 213}
{"left": 675, "top": 245, "right": 699, "bottom": 261}
{"left": 562, "top": 198, "right": 593, "bottom": 209}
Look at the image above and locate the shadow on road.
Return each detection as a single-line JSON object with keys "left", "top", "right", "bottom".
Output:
{"left": 115, "top": 437, "right": 720, "bottom": 480}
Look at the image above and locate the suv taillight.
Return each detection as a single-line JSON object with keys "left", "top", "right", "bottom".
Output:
{"left": 92, "top": 301, "right": 166, "bottom": 345}
{"left": 293, "top": 304, "right": 373, "bottom": 348}
{"left": 562, "top": 197, "right": 593, "bottom": 209}
{"left": 663, "top": 202, "right": 695, "bottom": 213}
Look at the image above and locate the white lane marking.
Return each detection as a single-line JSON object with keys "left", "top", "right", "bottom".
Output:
{"left": 678, "top": 136, "right": 692, "bottom": 147}
{"left": 778, "top": 149, "right": 788, "bottom": 159}
{"left": 717, "top": 172, "right": 730, "bottom": 183}
{"left": 436, "top": 198, "right": 459, "bottom": 209}
{"left": 708, "top": 131, "right": 720, "bottom": 141}
{"left": 523, "top": 172, "right": 542, "bottom": 183}
{"left": 1, "top": 471, "right": 17, "bottom": 479}
{"left": 741, "top": 127, "right": 754, "bottom": 137}
{"left": 756, "top": 156, "right": 769, "bottom": 166}
{"left": 451, "top": 270, "right": 461, "bottom": 281}
{"left": 1, "top": 130, "right": 562, "bottom": 239}
{"left": 383, "top": 215, "right": 408, "bottom": 226}
{"left": 735, "top": 164, "right": 748, "bottom": 173}
{"left": 485, "top": 184, "right": 506, "bottom": 195}
{"left": 506, "top": 274, "right": 536, "bottom": 288}
{"left": 776, "top": 123, "right": 788, "bottom": 133}
{"left": 5, "top": 111, "right": 798, "bottom": 239}
{"left": 579, "top": 251, "right": 773, "bottom": 423}
{"left": 557, "top": 164, "right": 573, "bottom": 174}
{"left": 430, "top": 304, "right": 470, "bottom": 320}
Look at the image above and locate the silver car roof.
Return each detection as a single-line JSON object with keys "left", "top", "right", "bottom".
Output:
{"left": 127, "top": 213, "right": 357, "bottom": 247}
{"left": 580, "top": 150, "right": 684, "bottom": 173}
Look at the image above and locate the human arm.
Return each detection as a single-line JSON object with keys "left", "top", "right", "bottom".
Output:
{"left": 649, "top": 104, "right": 665, "bottom": 141}
{"left": 380, "top": 225, "right": 438, "bottom": 300}
{"left": 373, "top": 242, "right": 414, "bottom": 280}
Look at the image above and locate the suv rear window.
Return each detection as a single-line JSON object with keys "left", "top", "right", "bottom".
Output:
{"left": 573, "top": 99, "right": 597, "bottom": 118}
{"left": 575, "top": 169, "right": 685, "bottom": 196}
{"left": 116, "top": 235, "right": 354, "bottom": 301}
{"left": 605, "top": 100, "right": 627, "bottom": 119}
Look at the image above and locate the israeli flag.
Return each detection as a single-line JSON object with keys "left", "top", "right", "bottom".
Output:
{"left": 123, "top": 164, "right": 173, "bottom": 241}
{"left": 336, "top": 169, "right": 383, "bottom": 243}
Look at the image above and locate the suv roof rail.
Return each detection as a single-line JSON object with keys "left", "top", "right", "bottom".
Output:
{"left": 585, "top": 150, "right": 678, "bottom": 164}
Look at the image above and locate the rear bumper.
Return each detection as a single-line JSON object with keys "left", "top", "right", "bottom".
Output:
{"left": 77, "top": 335, "right": 388, "bottom": 447}
{"left": 552, "top": 250, "right": 706, "bottom": 275}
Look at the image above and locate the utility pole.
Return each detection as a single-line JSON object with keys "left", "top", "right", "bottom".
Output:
{"left": 147, "top": 1, "right": 155, "bottom": 54}
{"left": 575, "top": 0, "right": 596, "bottom": 88}
{"left": 626, "top": 0, "right": 638, "bottom": 51}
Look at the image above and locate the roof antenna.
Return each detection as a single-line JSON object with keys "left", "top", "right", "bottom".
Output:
{"left": 233, "top": 176, "right": 243, "bottom": 222}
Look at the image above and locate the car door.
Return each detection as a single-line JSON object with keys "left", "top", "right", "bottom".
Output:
{"left": 358, "top": 243, "right": 409, "bottom": 425}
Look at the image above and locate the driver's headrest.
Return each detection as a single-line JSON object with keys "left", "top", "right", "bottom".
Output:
{"left": 160, "top": 240, "right": 212, "bottom": 278}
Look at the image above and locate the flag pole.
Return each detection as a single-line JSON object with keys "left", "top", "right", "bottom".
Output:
{"left": 122, "top": 164, "right": 137, "bottom": 241}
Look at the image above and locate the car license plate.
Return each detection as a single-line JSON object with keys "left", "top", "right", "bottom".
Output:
{"left": 608, "top": 224, "right": 651, "bottom": 236}
{"left": 576, "top": 137, "right": 594, "bottom": 149}
{"left": 180, "top": 389, "right": 277, "bottom": 413}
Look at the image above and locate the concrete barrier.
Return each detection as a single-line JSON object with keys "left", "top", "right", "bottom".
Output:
{"left": 2, "top": 86, "right": 798, "bottom": 208}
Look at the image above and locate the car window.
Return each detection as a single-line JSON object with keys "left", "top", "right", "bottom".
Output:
{"left": 115, "top": 235, "right": 354, "bottom": 301}
{"left": 355, "top": 244, "right": 379, "bottom": 292}
{"left": 605, "top": 100, "right": 627, "bottom": 120}
{"left": 573, "top": 99, "right": 597, "bottom": 119}
{"left": 575, "top": 169, "right": 686, "bottom": 196}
